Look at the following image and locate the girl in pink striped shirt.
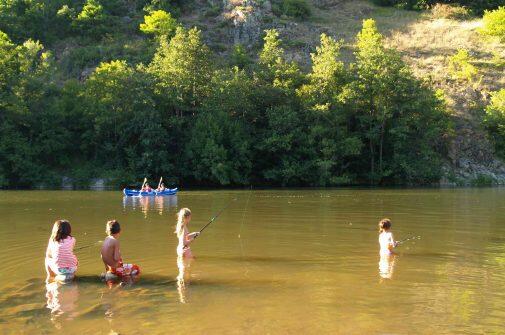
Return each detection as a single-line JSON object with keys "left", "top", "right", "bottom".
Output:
{"left": 45, "top": 220, "right": 78, "bottom": 282}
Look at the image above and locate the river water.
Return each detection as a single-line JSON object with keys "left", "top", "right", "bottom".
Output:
{"left": 0, "top": 189, "right": 504, "bottom": 334}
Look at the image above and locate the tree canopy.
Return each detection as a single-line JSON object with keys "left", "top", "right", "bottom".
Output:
{"left": 0, "top": 16, "right": 451, "bottom": 188}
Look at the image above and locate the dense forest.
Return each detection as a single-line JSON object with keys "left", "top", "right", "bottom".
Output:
{"left": 0, "top": 0, "right": 504, "bottom": 188}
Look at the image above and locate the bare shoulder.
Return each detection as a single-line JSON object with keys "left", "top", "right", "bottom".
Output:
{"left": 106, "top": 236, "right": 119, "bottom": 246}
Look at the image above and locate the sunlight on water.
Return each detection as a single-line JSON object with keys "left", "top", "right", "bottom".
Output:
{"left": 1, "top": 189, "right": 505, "bottom": 334}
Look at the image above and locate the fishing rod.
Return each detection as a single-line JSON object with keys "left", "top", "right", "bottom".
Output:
{"left": 396, "top": 235, "right": 421, "bottom": 246}
{"left": 196, "top": 198, "right": 237, "bottom": 236}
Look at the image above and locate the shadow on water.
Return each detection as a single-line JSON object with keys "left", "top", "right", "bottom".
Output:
{"left": 1, "top": 273, "right": 286, "bottom": 295}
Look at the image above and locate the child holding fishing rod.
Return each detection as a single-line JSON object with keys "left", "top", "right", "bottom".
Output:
{"left": 175, "top": 208, "right": 200, "bottom": 258}
{"left": 175, "top": 200, "right": 235, "bottom": 258}
{"left": 377, "top": 218, "right": 421, "bottom": 280}
{"left": 45, "top": 220, "right": 78, "bottom": 283}
{"left": 378, "top": 218, "right": 398, "bottom": 256}
{"left": 378, "top": 218, "right": 397, "bottom": 280}
{"left": 379, "top": 218, "right": 421, "bottom": 255}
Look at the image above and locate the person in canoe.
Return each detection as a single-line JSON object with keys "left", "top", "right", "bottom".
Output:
{"left": 141, "top": 183, "right": 153, "bottom": 192}
{"left": 45, "top": 220, "right": 78, "bottom": 283}
{"left": 101, "top": 220, "right": 140, "bottom": 281}
{"left": 156, "top": 182, "right": 166, "bottom": 192}
{"left": 175, "top": 208, "right": 200, "bottom": 258}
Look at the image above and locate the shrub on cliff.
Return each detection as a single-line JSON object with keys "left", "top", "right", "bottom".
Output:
{"left": 480, "top": 6, "right": 505, "bottom": 41}
{"left": 484, "top": 89, "right": 505, "bottom": 158}
{"left": 371, "top": 0, "right": 502, "bottom": 14}
{"left": 271, "top": 0, "right": 311, "bottom": 19}
{"left": 447, "top": 49, "right": 479, "bottom": 82}
{"left": 283, "top": 0, "right": 311, "bottom": 19}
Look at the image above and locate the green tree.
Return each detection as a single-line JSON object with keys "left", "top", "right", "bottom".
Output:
{"left": 0, "top": 0, "right": 75, "bottom": 43}
{"left": 0, "top": 32, "right": 68, "bottom": 187}
{"left": 253, "top": 29, "right": 308, "bottom": 185}
{"left": 349, "top": 19, "right": 449, "bottom": 184}
{"left": 184, "top": 109, "right": 251, "bottom": 185}
{"left": 205, "top": 67, "right": 256, "bottom": 121}
{"left": 484, "top": 89, "right": 505, "bottom": 158}
{"left": 85, "top": 60, "right": 172, "bottom": 181}
{"left": 230, "top": 44, "right": 252, "bottom": 69}
{"left": 148, "top": 27, "right": 212, "bottom": 115}
{"left": 255, "top": 105, "right": 314, "bottom": 185}
{"left": 350, "top": 19, "right": 404, "bottom": 183}
{"left": 75, "top": 0, "right": 108, "bottom": 38}
{"left": 298, "top": 34, "right": 361, "bottom": 185}
{"left": 140, "top": 10, "right": 178, "bottom": 38}
{"left": 258, "top": 29, "right": 302, "bottom": 91}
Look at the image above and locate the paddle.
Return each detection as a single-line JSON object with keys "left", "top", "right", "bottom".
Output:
{"left": 136, "top": 177, "right": 147, "bottom": 197}
{"left": 155, "top": 177, "right": 163, "bottom": 195}
{"left": 140, "top": 177, "right": 147, "bottom": 191}
{"left": 196, "top": 198, "right": 237, "bottom": 237}
{"left": 396, "top": 235, "right": 421, "bottom": 247}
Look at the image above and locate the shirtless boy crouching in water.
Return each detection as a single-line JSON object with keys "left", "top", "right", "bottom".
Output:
{"left": 100, "top": 220, "right": 140, "bottom": 282}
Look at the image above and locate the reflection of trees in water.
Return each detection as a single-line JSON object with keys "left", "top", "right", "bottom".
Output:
{"left": 45, "top": 281, "right": 79, "bottom": 329}
{"left": 122, "top": 195, "right": 178, "bottom": 217}
{"left": 177, "top": 256, "right": 193, "bottom": 304}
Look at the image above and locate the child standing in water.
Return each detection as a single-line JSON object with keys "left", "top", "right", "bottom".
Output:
{"left": 45, "top": 220, "right": 78, "bottom": 282}
{"left": 378, "top": 218, "right": 398, "bottom": 280}
{"left": 101, "top": 220, "right": 140, "bottom": 281}
{"left": 378, "top": 218, "right": 397, "bottom": 255}
{"left": 175, "top": 208, "right": 200, "bottom": 258}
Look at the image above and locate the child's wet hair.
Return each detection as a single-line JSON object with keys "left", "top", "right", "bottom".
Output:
{"left": 379, "top": 218, "right": 392, "bottom": 232}
{"left": 106, "top": 220, "right": 121, "bottom": 235}
{"left": 51, "top": 220, "right": 72, "bottom": 242}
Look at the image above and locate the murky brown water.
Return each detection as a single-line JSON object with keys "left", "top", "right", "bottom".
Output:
{"left": 1, "top": 189, "right": 505, "bottom": 334}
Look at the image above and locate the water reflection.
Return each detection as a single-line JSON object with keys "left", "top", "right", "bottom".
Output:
{"left": 122, "top": 195, "right": 177, "bottom": 217}
{"left": 176, "top": 256, "right": 193, "bottom": 304}
{"left": 45, "top": 281, "right": 79, "bottom": 328}
{"left": 379, "top": 254, "right": 397, "bottom": 281}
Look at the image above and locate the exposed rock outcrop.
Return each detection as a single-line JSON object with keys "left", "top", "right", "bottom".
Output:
{"left": 443, "top": 119, "right": 505, "bottom": 185}
{"left": 223, "top": 0, "right": 271, "bottom": 46}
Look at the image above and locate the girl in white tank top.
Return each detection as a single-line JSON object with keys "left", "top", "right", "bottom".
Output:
{"left": 378, "top": 218, "right": 397, "bottom": 256}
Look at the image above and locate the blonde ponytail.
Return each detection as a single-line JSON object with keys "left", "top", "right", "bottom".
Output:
{"left": 175, "top": 208, "right": 191, "bottom": 237}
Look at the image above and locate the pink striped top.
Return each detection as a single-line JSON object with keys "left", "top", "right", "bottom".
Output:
{"left": 48, "top": 236, "right": 78, "bottom": 269}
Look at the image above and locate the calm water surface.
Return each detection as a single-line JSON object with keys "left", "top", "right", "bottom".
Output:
{"left": 1, "top": 189, "right": 505, "bottom": 334}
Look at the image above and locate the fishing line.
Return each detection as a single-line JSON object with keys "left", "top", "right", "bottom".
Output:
{"left": 396, "top": 235, "right": 421, "bottom": 247}
{"left": 239, "top": 187, "right": 252, "bottom": 278}
{"left": 197, "top": 198, "right": 237, "bottom": 235}
{"left": 75, "top": 241, "right": 102, "bottom": 251}
{"left": 238, "top": 186, "right": 252, "bottom": 239}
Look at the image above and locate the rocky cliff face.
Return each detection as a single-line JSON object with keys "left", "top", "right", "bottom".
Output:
{"left": 444, "top": 118, "right": 505, "bottom": 185}
{"left": 223, "top": 0, "right": 270, "bottom": 46}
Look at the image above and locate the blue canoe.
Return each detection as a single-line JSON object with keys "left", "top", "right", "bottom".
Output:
{"left": 123, "top": 188, "right": 178, "bottom": 196}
